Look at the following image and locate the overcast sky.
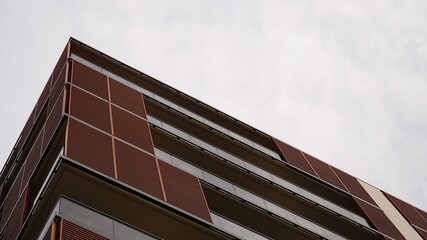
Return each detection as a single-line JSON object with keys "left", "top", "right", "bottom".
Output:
{"left": 1, "top": 1, "right": 426, "bottom": 211}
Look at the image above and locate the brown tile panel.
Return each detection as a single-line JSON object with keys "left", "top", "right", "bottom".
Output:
{"left": 71, "top": 60, "right": 109, "bottom": 100}
{"left": 416, "top": 208, "right": 427, "bottom": 226}
{"left": 273, "top": 138, "right": 317, "bottom": 176}
{"left": 21, "top": 127, "right": 44, "bottom": 192}
{"left": 50, "top": 67, "right": 66, "bottom": 114}
{"left": 18, "top": 106, "right": 36, "bottom": 151}
{"left": 69, "top": 86, "right": 111, "bottom": 133}
{"left": 52, "top": 45, "right": 68, "bottom": 88}
{"left": 111, "top": 105, "right": 154, "bottom": 153}
{"left": 43, "top": 90, "right": 64, "bottom": 155}
{"left": 331, "top": 166, "right": 378, "bottom": 206}
{"left": 355, "top": 198, "right": 405, "bottom": 240}
{"left": 3, "top": 188, "right": 26, "bottom": 240}
{"left": 159, "top": 161, "right": 212, "bottom": 222}
{"left": 61, "top": 219, "right": 108, "bottom": 240}
{"left": 109, "top": 78, "right": 146, "bottom": 117}
{"left": 0, "top": 167, "right": 23, "bottom": 230}
{"left": 115, "top": 140, "right": 164, "bottom": 200}
{"left": 302, "top": 152, "right": 347, "bottom": 192}
{"left": 35, "top": 79, "right": 51, "bottom": 121}
{"left": 66, "top": 118, "right": 115, "bottom": 178}
{"left": 385, "top": 193, "right": 427, "bottom": 231}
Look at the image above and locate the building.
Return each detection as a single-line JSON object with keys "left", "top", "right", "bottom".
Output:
{"left": 0, "top": 38, "right": 426, "bottom": 240}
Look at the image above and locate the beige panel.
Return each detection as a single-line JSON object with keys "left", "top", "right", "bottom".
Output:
{"left": 358, "top": 179, "right": 423, "bottom": 240}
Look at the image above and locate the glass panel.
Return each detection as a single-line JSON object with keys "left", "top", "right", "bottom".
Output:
{"left": 217, "top": 149, "right": 245, "bottom": 168}
{"left": 295, "top": 215, "right": 328, "bottom": 237}
{"left": 324, "top": 199, "right": 352, "bottom": 219}
{"left": 349, "top": 212, "right": 370, "bottom": 226}
{"left": 162, "top": 122, "right": 190, "bottom": 141}
{"left": 154, "top": 94, "right": 179, "bottom": 110}
{"left": 271, "top": 175, "right": 300, "bottom": 194}
{"left": 300, "top": 190, "right": 327, "bottom": 206}
{"left": 202, "top": 171, "right": 235, "bottom": 194}
{"left": 229, "top": 131, "right": 254, "bottom": 147}
{"left": 212, "top": 213, "right": 270, "bottom": 240}
{"left": 210, "top": 213, "right": 222, "bottom": 226}
{"left": 189, "top": 136, "right": 217, "bottom": 153}
{"left": 204, "top": 119, "right": 230, "bottom": 135}
{"left": 325, "top": 229, "right": 347, "bottom": 240}
{"left": 244, "top": 162, "right": 273, "bottom": 181}
{"left": 129, "top": 82, "right": 154, "bottom": 98}
{"left": 171, "top": 155, "right": 204, "bottom": 178}
{"left": 153, "top": 148, "right": 172, "bottom": 163}
{"left": 253, "top": 143, "right": 281, "bottom": 159}
{"left": 146, "top": 115, "right": 162, "bottom": 127}
{"left": 265, "top": 201, "right": 297, "bottom": 223}
{"left": 179, "top": 107, "right": 205, "bottom": 122}
{"left": 234, "top": 186, "right": 267, "bottom": 209}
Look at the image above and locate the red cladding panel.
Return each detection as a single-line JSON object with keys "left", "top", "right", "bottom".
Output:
{"left": 273, "top": 138, "right": 317, "bottom": 176}
{"left": 3, "top": 189, "right": 26, "bottom": 240}
{"left": 109, "top": 78, "right": 146, "bottom": 117}
{"left": 416, "top": 208, "right": 427, "bottom": 226}
{"left": 22, "top": 127, "right": 44, "bottom": 192}
{"left": 302, "top": 153, "right": 347, "bottom": 192}
{"left": 61, "top": 219, "right": 108, "bottom": 240}
{"left": 69, "top": 86, "right": 111, "bottom": 133}
{"left": 66, "top": 119, "right": 115, "bottom": 178}
{"left": 112, "top": 106, "right": 154, "bottom": 153}
{"left": 18, "top": 106, "right": 36, "bottom": 151}
{"left": 71, "top": 61, "right": 109, "bottom": 100}
{"left": 50, "top": 67, "right": 66, "bottom": 114}
{"left": 0, "top": 168, "right": 23, "bottom": 229}
{"left": 159, "top": 161, "right": 212, "bottom": 222}
{"left": 115, "top": 140, "right": 164, "bottom": 199}
{"left": 355, "top": 198, "right": 405, "bottom": 240}
{"left": 331, "top": 166, "right": 378, "bottom": 206}
{"left": 35, "top": 79, "right": 51, "bottom": 121}
{"left": 52, "top": 45, "right": 68, "bottom": 88}
{"left": 43, "top": 90, "right": 64, "bottom": 155}
{"left": 385, "top": 193, "right": 427, "bottom": 231}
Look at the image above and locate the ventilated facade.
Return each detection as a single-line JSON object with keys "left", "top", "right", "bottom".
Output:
{"left": 1, "top": 38, "right": 426, "bottom": 239}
